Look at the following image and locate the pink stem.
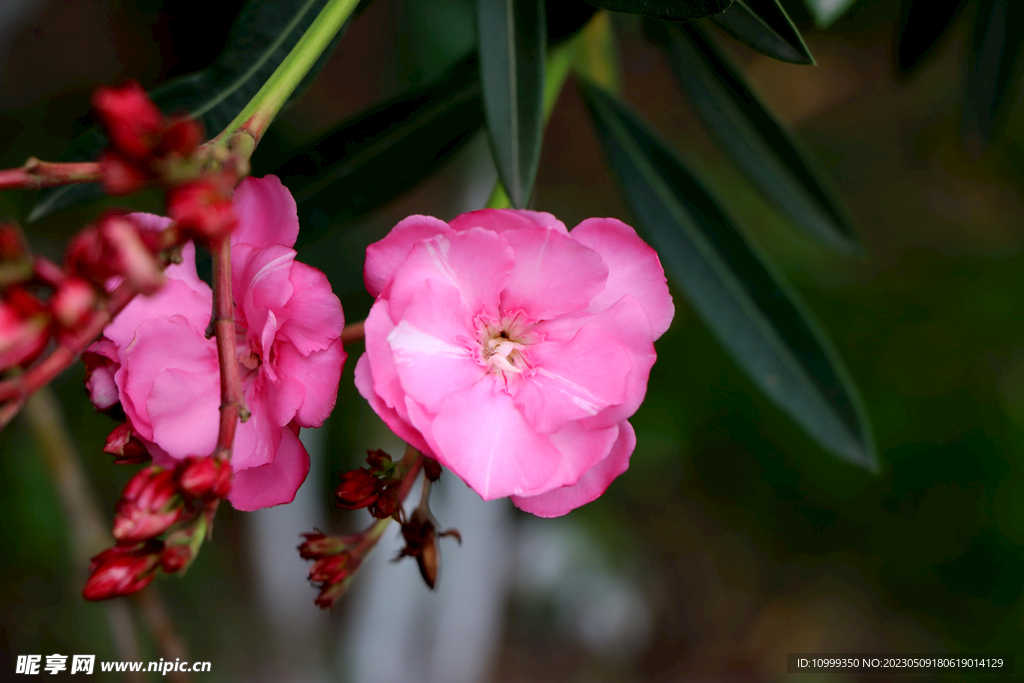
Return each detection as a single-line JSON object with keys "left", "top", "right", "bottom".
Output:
{"left": 210, "top": 235, "right": 246, "bottom": 458}
{"left": 0, "top": 159, "right": 103, "bottom": 190}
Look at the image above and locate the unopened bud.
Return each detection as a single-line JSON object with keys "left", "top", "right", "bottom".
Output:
{"left": 99, "top": 151, "right": 153, "bottom": 195}
{"left": 66, "top": 213, "right": 164, "bottom": 294}
{"left": 103, "top": 422, "right": 150, "bottom": 465}
{"left": 314, "top": 581, "right": 348, "bottom": 610}
{"left": 84, "top": 341, "right": 120, "bottom": 411}
{"left": 112, "top": 466, "right": 183, "bottom": 544}
{"left": 51, "top": 277, "right": 96, "bottom": 330}
{"left": 298, "top": 531, "right": 354, "bottom": 560}
{"left": 167, "top": 178, "right": 237, "bottom": 240}
{"left": 0, "top": 222, "right": 29, "bottom": 262}
{"left": 309, "top": 553, "right": 353, "bottom": 584}
{"left": 82, "top": 541, "right": 162, "bottom": 601}
{"left": 365, "top": 449, "right": 395, "bottom": 477}
{"left": 335, "top": 469, "right": 379, "bottom": 510}
{"left": 423, "top": 458, "right": 442, "bottom": 482}
{"left": 397, "top": 508, "right": 461, "bottom": 591}
{"left": 368, "top": 484, "right": 399, "bottom": 519}
{"left": 92, "top": 82, "right": 163, "bottom": 162}
{"left": 159, "top": 544, "right": 192, "bottom": 573}
{"left": 176, "top": 456, "right": 232, "bottom": 501}
{"left": 0, "top": 287, "right": 51, "bottom": 371}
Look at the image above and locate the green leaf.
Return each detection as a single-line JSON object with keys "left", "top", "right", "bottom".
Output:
{"left": 803, "top": 0, "right": 858, "bottom": 29}
{"left": 581, "top": 0, "right": 732, "bottom": 21}
{"left": 962, "top": 0, "right": 1024, "bottom": 156}
{"left": 477, "top": 0, "right": 546, "bottom": 209}
{"left": 896, "top": 0, "right": 968, "bottom": 76}
{"left": 260, "top": 53, "right": 483, "bottom": 225}
{"left": 710, "top": 0, "right": 814, "bottom": 65}
{"left": 651, "top": 21, "right": 858, "bottom": 254}
{"left": 28, "top": 0, "right": 366, "bottom": 223}
{"left": 581, "top": 81, "right": 876, "bottom": 471}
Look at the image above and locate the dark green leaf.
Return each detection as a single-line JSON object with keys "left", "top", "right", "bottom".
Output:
{"left": 477, "top": 0, "right": 546, "bottom": 208}
{"left": 651, "top": 21, "right": 858, "bottom": 254}
{"left": 962, "top": 0, "right": 1024, "bottom": 156}
{"left": 896, "top": 0, "right": 967, "bottom": 76}
{"left": 261, "top": 53, "right": 483, "bottom": 225}
{"left": 710, "top": 0, "right": 813, "bottom": 65}
{"left": 803, "top": 0, "right": 858, "bottom": 28}
{"left": 582, "top": 0, "right": 732, "bottom": 21}
{"left": 581, "top": 81, "right": 875, "bottom": 470}
{"left": 29, "top": 0, "right": 367, "bottom": 223}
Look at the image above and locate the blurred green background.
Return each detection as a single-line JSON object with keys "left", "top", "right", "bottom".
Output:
{"left": 3, "top": 0, "right": 1024, "bottom": 681}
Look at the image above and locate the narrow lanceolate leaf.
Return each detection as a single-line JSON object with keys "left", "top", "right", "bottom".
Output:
{"left": 262, "top": 54, "right": 483, "bottom": 225}
{"left": 651, "top": 21, "right": 859, "bottom": 254}
{"left": 896, "top": 0, "right": 968, "bottom": 76}
{"left": 478, "top": 0, "right": 546, "bottom": 209}
{"left": 582, "top": 82, "right": 875, "bottom": 471}
{"left": 29, "top": 0, "right": 367, "bottom": 223}
{"left": 962, "top": 0, "right": 1024, "bottom": 156}
{"left": 803, "top": 0, "right": 858, "bottom": 29}
{"left": 710, "top": 0, "right": 814, "bottom": 65}
{"left": 582, "top": 0, "right": 732, "bottom": 21}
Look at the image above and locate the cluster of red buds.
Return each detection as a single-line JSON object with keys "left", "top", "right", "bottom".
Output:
{"left": 0, "top": 82, "right": 242, "bottom": 428}
{"left": 94, "top": 81, "right": 237, "bottom": 241}
{"left": 335, "top": 449, "right": 404, "bottom": 519}
{"left": 302, "top": 449, "right": 459, "bottom": 607}
{"left": 298, "top": 530, "right": 363, "bottom": 609}
{"left": 83, "top": 456, "right": 232, "bottom": 601}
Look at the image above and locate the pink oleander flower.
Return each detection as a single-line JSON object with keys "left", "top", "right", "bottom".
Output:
{"left": 355, "top": 209, "right": 673, "bottom": 517}
{"left": 86, "top": 176, "right": 346, "bottom": 510}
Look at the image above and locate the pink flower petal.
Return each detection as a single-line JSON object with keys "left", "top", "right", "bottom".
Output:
{"left": 121, "top": 315, "right": 218, "bottom": 443}
{"left": 387, "top": 228, "right": 513, "bottom": 321}
{"left": 147, "top": 367, "right": 220, "bottom": 458}
{"left": 388, "top": 280, "right": 484, "bottom": 413}
{"left": 513, "top": 326, "right": 630, "bottom": 433}
{"left": 534, "top": 296, "right": 656, "bottom": 430}
{"left": 230, "top": 375, "right": 282, "bottom": 470}
{"left": 231, "top": 175, "right": 299, "bottom": 249}
{"left": 277, "top": 262, "right": 344, "bottom": 355}
{"left": 428, "top": 377, "right": 561, "bottom": 500}
{"left": 449, "top": 209, "right": 568, "bottom": 235}
{"left": 228, "top": 426, "right": 310, "bottom": 511}
{"left": 364, "top": 215, "right": 454, "bottom": 298}
{"left": 499, "top": 227, "right": 608, "bottom": 320}
{"left": 569, "top": 217, "right": 674, "bottom": 339}
{"left": 353, "top": 353, "right": 433, "bottom": 456}
{"left": 232, "top": 243, "right": 296, "bottom": 355}
{"left": 361, "top": 298, "right": 411, "bottom": 422}
{"left": 511, "top": 420, "right": 636, "bottom": 517}
{"left": 275, "top": 339, "right": 345, "bottom": 428}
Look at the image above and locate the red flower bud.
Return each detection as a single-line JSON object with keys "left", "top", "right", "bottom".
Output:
{"left": 159, "top": 544, "right": 192, "bottom": 574}
{"left": 92, "top": 82, "right": 163, "bottom": 162}
{"left": 176, "top": 456, "right": 232, "bottom": 501}
{"left": 0, "top": 222, "right": 29, "bottom": 263}
{"left": 314, "top": 581, "right": 348, "bottom": 610}
{"left": 0, "top": 287, "right": 50, "bottom": 371}
{"left": 368, "top": 484, "right": 399, "bottom": 520}
{"left": 365, "top": 449, "right": 394, "bottom": 476}
{"left": 423, "top": 458, "right": 442, "bottom": 482}
{"left": 82, "top": 541, "right": 161, "bottom": 601}
{"left": 309, "top": 552, "right": 354, "bottom": 584}
{"left": 167, "top": 178, "right": 237, "bottom": 241}
{"left": 103, "top": 423, "right": 150, "bottom": 465}
{"left": 112, "top": 466, "right": 183, "bottom": 544}
{"left": 66, "top": 213, "right": 164, "bottom": 294}
{"left": 298, "top": 531, "right": 355, "bottom": 559}
{"left": 159, "top": 118, "right": 203, "bottom": 157}
{"left": 50, "top": 277, "right": 96, "bottom": 330}
{"left": 335, "top": 469, "right": 380, "bottom": 510}
{"left": 99, "top": 151, "right": 154, "bottom": 195}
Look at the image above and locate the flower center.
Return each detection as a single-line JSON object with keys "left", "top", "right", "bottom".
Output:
{"left": 477, "top": 312, "right": 536, "bottom": 383}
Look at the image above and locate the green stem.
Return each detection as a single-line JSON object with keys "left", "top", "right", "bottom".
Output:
{"left": 484, "top": 32, "right": 586, "bottom": 210}
{"left": 214, "top": 0, "right": 360, "bottom": 153}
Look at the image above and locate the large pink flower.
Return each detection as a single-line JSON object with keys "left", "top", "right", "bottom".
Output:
{"left": 86, "top": 176, "right": 346, "bottom": 511}
{"left": 355, "top": 209, "right": 673, "bottom": 517}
